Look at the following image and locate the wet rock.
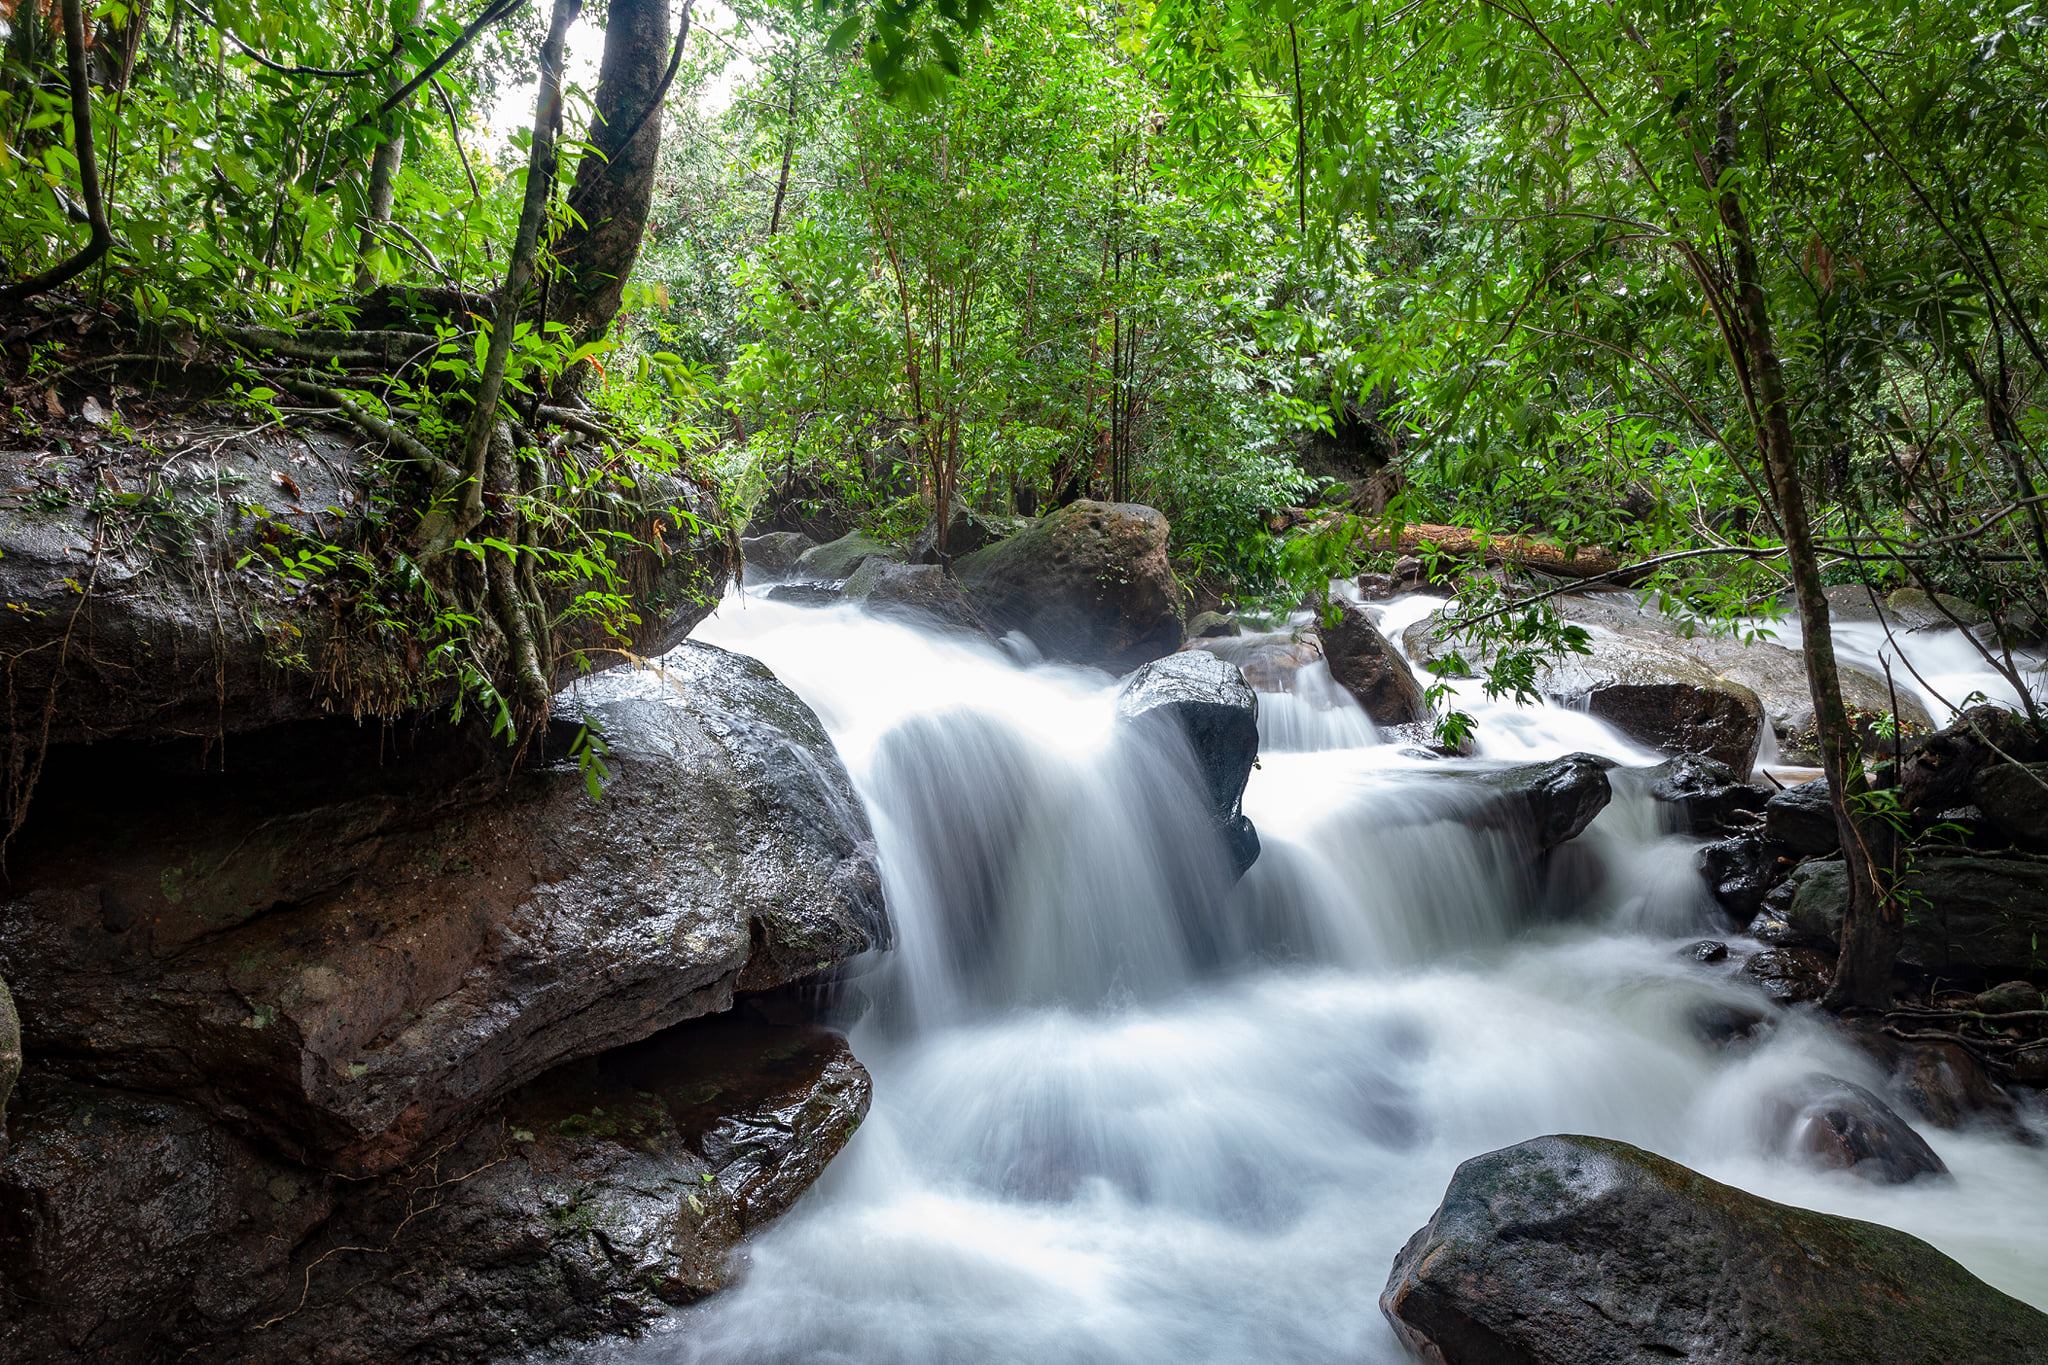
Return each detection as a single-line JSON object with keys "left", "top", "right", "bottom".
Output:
{"left": 1553, "top": 593, "right": 1932, "bottom": 766}
{"left": 766, "top": 581, "right": 845, "bottom": 606}
{"left": 2016, "top": 1042, "right": 2048, "bottom": 1087}
{"left": 1116, "top": 651, "right": 1261, "bottom": 877}
{"left": 1889, "top": 586, "right": 1989, "bottom": 631}
{"left": 1782, "top": 854, "right": 2048, "bottom": 985}
{"left": 1889, "top": 1038, "right": 2023, "bottom": 1133}
{"left": 1684, "top": 939, "right": 1729, "bottom": 963}
{"left": 0, "top": 432, "right": 728, "bottom": 747}
{"left": 1644, "top": 755, "right": 1767, "bottom": 833}
{"left": 1471, "top": 753, "right": 1614, "bottom": 854}
{"left": 1971, "top": 761, "right": 2048, "bottom": 847}
{"left": 1740, "top": 945, "right": 1834, "bottom": 1003}
{"left": 1188, "top": 610, "right": 1239, "bottom": 639}
{"left": 1355, "top": 572, "right": 1399, "bottom": 600}
{"left": 1770, "top": 1074, "right": 1947, "bottom": 1184}
{"left": 1188, "top": 632, "right": 1323, "bottom": 692}
{"left": 740, "top": 529, "right": 817, "bottom": 582}
{"left": 842, "top": 558, "right": 988, "bottom": 633}
{"left": 1404, "top": 605, "right": 1763, "bottom": 770}
{"left": 0, "top": 1019, "right": 870, "bottom": 1363}
{"left": 1699, "top": 832, "right": 1786, "bottom": 919}
{"left": 794, "top": 529, "right": 900, "bottom": 580}
{"left": 0, "top": 643, "right": 886, "bottom": 1177}
{"left": 1382, "top": 1134, "right": 2048, "bottom": 1365}
{"left": 1318, "top": 602, "right": 1426, "bottom": 726}
{"left": 911, "top": 500, "right": 1021, "bottom": 565}
{"left": 955, "top": 500, "right": 1184, "bottom": 671}
{"left": 1764, "top": 776, "right": 1839, "bottom": 854}
{"left": 1689, "top": 999, "right": 1771, "bottom": 1047}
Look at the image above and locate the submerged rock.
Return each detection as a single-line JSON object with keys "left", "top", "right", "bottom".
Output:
{"left": 842, "top": 558, "right": 988, "bottom": 633}
{"left": 1382, "top": 1134, "right": 2048, "bottom": 1365}
{"left": 1115, "top": 651, "right": 1261, "bottom": 876}
{"left": 1768, "top": 1074, "right": 1948, "bottom": 1184}
{"left": 0, "top": 1017, "right": 869, "bottom": 1363}
{"left": 955, "top": 500, "right": 1184, "bottom": 671}
{"left": 1318, "top": 601, "right": 1426, "bottom": 726}
{"left": 0, "top": 642, "right": 885, "bottom": 1177}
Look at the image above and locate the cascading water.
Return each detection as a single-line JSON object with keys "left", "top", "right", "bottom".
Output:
{"left": 569, "top": 590, "right": 2048, "bottom": 1365}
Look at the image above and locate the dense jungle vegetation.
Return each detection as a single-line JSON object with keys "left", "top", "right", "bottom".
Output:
{"left": 4, "top": 0, "right": 2047, "bottom": 1003}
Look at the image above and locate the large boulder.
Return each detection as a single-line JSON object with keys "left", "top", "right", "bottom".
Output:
{"left": 0, "top": 431, "right": 729, "bottom": 749}
{"left": 1470, "top": 753, "right": 1614, "bottom": 854}
{"left": 1971, "top": 759, "right": 2048, "bottom": 847}
{"left": 0, "top": 1016, "right": 868, "bottom": 1363}
{"left": 793, "top": 529, "right": 899, "bottom": 581}
{"left": 1552, "top": 593, "right": 1933, "bottom": 765}
{"left": 740, "top": 529, "right": 817, "bottom": 583}
{"left": 1898, "top": 705, "right": 2046, "bottom": 815}
{"left": 955, "top": 500, "right": 1184, "bottom": 671}
{"left": 1115, "top": 651, "right": 1260, "bottom": 876}
{"left": 842, "top": 558, "right": 988, "bottom": 634}
{"left": 0, "top": 642, "right": 886, "bottom": 1176}
{"left": 1318, "top": 601, "right": 1426, "bottom": 725}
{"left": 1404, "top": 610, "right": 1763, "bottom": 770}
{"left": 1787, "top": 854, "right": 2048, "bottom": 984}
{"left": 1382, "top": 1134, "right": 2048, "bottom": 1365}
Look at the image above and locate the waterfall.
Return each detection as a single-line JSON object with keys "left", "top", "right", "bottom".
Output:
{"left": 564, "top": 589, "right": 2048, "bottom": 1365}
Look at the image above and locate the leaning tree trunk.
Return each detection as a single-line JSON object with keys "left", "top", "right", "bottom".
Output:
{"left": 354, "top": 0, "right": 427, "bottom": 290}
{"left": 552, "top": 0, "right": 687, "bottom": 343}
{"left": 1710, "top": 53, "right": 1898, "bottom": 1009}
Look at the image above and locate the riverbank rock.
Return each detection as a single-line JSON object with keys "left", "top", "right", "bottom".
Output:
{"left": 0, "top": 430, "right": 729, "bottom": 749}
{"left": 0, "top": 643, "right": 885, "bottom": 1176}
{"left": 0, "top": 1016, "right": 869, "bottom": 1363}
{"left": 956, "top": 500, "right": 1183, "bottom": 671}
{"left": 1899, "top": 705, "right": 2046, "bottom": 814}
{"left": 740, "top": 529, "right": 817, "bottom": 582}
{"left": 1116, "top": 651, "right": 1261, "bottom": 876}
{"left": 1971, "top": 760, "right": 2048, "bottom": 847}
{"left": 1318, "top": 602, "right": 1426, "bottom": 725}
{"left": 843, "top": 558, "right": 988, "bottom": 633}
{"left": 1470, "top": 753, "right": 1614, "bottom": 853}
{"left": 1382, "top": 1134, "right": 2048, "bottom": 1365}
{"left": 1786, "top": 854, "right": 2048, "bottom": 985}
{"left": 794, "top": 529, "right": 899, "bottom": 580}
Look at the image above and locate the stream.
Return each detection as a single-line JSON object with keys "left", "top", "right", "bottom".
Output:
{"left": 573, "top": 591, "right": 2048, "bottom": 1365}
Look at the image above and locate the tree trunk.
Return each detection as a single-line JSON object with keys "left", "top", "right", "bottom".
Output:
{"left": 1710, "top": 52, "right": 1898, "bottom": 1009}
{"left": 354, "top": 0, "right": 427, "bottom": 291}
{"left": 552, "top": 0, "right": 687, "bottom": 341}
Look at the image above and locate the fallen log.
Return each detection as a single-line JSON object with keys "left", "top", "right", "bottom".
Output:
{"left": 1268, "top": 508, "right": 1624, "bottom": 579}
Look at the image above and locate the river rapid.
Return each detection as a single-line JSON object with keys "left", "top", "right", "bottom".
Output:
{"left": 571, "top": 590, "right": 2048, "bottom": 1365}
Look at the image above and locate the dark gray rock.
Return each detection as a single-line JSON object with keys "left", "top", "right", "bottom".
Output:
{"left": 766, "top": 582, "right": 845, "bottom": 606}
{"left": 1186, "top": 632, "right": 1323, "bottom": 692}
{"left": 1643, "top": 755, "right": 1767, "bottom": 833}
{"left": 1972, "top": 760, "right": 2048, "bottom": 847}
{"left": 794, "top": 529, "right": 900, "bottom": 580}
{"left": 1187, "top": 610, "right": 1239, "bottom": 639}
{"left": 0, "top": 643, "right": 886, "bottom": 1177}
{"left": 1889, "top": 586, "right": 1989, "bottom": 630}
{"left": 1698, "top": 832, "right": 1787, "bottom": 919}
{"left": 1785, "top": 854, "right": 2048, "bottom": 985}
{"left": 0, "top": 433, "right": 728, "bottom": 748}
{"left": 842, "top": 558, "right": 988, "bottom": 633}
{"left": 1471, "top": 753, "right": 1614, "bottom": 854}
{"left": 1689, "top": 999, "right": 1771, "bottom": 1047}
{"left": 1318, "top": 601, "right": 1426, "bottom": 725}
{"left": 0, "top": 1017, "right": 869, "bottom": 1364}
{"left": 1765, "top": 776, "right": 1839, "bottom": 855}
{"left": 911, "top": 500, "right": 1021, "bottom": 564}
{"left": 1740, "top": 945, "right": 1835, "bottom": 1003}
{"left": 1768, "top": 1074, "right": 1947, "bottom": 1184}
{"left": 1382, "top": 1134, "right": 2048, "bottom": 1365}
{"left": 1683, "top": 939, "right": 1729, "bottom": 963}
{"left": 1978, "top": 980, "right": 2042, "bottom": 1015}
{"left": 0, "top": 976, "right": 16, "bottom": 1148}
{"left": 1886, "top": 1037, "right": 2024, "bottom": 1134}
{"left": 955, "top": 500, "right": 1184, "bottom": 671}
{"left": 740, "top": 529, "right": 818, "bottom": 582}
{"left": 1898, "top": 705, "right": 2046, "bottom": 816}
{"left": 1116, "top": 651, "right": 1261, "bottom": 877}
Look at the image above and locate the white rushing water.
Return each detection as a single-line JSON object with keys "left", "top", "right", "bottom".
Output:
{"left": 577, "top": 590, "right": 2048, "bottom": 1365}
